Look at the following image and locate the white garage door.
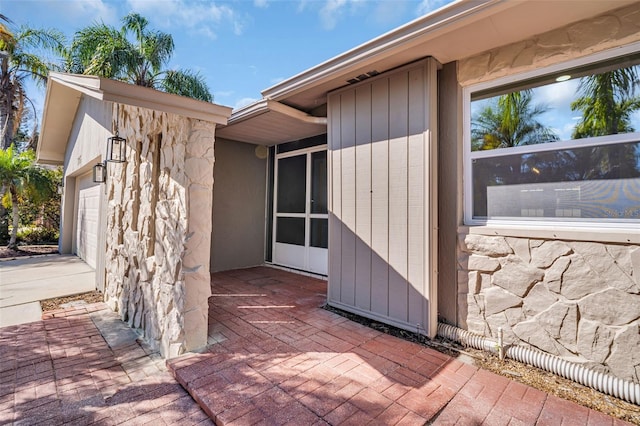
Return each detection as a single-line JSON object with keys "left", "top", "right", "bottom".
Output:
{"left": 75, "top": 171, "right": 100, "bottom": 269}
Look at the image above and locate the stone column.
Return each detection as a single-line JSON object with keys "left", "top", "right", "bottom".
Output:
{"left": 104, "top": 104, "right": 216, "bottom": 358}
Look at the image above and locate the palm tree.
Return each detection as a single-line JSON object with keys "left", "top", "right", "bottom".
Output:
{"left": 0, "top": 19, "right": 66, "bottom": 149}
{"left": 571, "top": 66, "right": 640, "bottom": 138}
{"left": 70, "top": 13, "right": 212, "bottom": 102}
{"left": 471, "top": 90, "right": 559, "bottom": 217}
{"left": 0, "top": 145, "right": 53, "bottom": 248}
{"left": 471, "top": 90, "right": 558, "bottom": 151}
{"left": 571, "top": 66, "right": 640, "bottom": 180}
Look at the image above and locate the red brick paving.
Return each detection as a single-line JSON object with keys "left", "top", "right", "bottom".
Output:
{"left": 0, "top": 303, "right": 211, "bottom": 425}
{"left": 168, "top": 266, "right": 632, "bottom": 425}
{"left": 1, "top": 266, "right": 632, "bottom": 425}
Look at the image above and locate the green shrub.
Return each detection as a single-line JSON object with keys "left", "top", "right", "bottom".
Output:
{"left": 16, "top": 227, "right": 59, "bottom": 244}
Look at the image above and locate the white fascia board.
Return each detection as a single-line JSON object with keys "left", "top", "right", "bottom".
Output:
{"left": 49, "top": 72, "right": 233, "bottom": 125}
{"left": 227, "top": 99, "right": 327, "bottom": 126}
{"left": 261, "top": 0, "right": 505, "bottom": 101}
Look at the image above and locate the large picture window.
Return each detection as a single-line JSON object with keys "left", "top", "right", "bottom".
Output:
{"left": 465, "top": 51, "right": 640, "bottom": 225}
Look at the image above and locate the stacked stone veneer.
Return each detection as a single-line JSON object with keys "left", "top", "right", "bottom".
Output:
{"left": 457, "top": 234, "right": 640, "bottom": 383}
{"left": 104, "top": 104, "right": 216, "bottom": 358}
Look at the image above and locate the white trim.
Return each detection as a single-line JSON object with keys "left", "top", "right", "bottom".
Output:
{"left": 49, "top": 72, "right": 232, "bottom": 123}
{"left": 262, "top": 0, "right": 506, "bottom": 100}
{"left": 460, "top": 224, "right": 640, "bottom": 245}
{"left": 469, "top": 132, "right": 639, "bottom": 160}
{"left": 228, "top": 99, "right": 327, "bottom": 125}
{"left": 462, "top": 45, "right": 640, "bottom": 230}
{"left": 272, "top": 145, "right": 329, "bottom": 274}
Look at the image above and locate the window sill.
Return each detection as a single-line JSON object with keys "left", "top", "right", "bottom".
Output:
{"left": 459, "top": 223, "right": 639, "bottom": 245}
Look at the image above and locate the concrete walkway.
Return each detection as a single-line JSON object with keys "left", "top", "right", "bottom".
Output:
{"left": 0, "top": 255, "right": 96, "bottom": 327}
{"left": 168, "top": 267, "right": 631, "bottom": 425}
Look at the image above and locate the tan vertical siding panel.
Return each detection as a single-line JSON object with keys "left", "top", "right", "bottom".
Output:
{"left": 387, "top": 72, "right": 409, "bottom": 321}
{"left": 328, "top": 93, "right": 342, "bottom": 303}
{"left": 340, "top": 90, "right": 357, "bottom": 306}
{"left": 407, "top": 66, "right": 426, "bottom": 327}
{"left": 355, "top": 85, "right": 373, "bottom": 310}
{"left": 370, "top": 79, "right": 390, "bottom": 316}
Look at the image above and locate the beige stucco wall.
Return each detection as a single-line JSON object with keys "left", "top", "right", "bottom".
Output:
{"left": 450, "top": 3, "right": 640, "bottom": 382}
{"left": 103, "top": 104, "right": 216, "bottom": 358}
{"left": 210, "top": 138, "right": 267, "bottom": 273}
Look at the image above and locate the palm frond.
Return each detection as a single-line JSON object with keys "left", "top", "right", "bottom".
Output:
{"left": 161, "top": 69, "right": 213, "bottom": 102}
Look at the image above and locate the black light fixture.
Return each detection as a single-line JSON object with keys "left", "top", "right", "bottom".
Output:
{"left": 93, "top": 161, "right": 107, "bottom": 183}
{"left": 106, "top": 133, "right": 126, "bottom": 163}
{"left": 107, "top": 104, "right": 126, "bottom": 163}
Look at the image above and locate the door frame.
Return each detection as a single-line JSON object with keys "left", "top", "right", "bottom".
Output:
{"left": 272, "top": 144, "right": 328, "bottom": 274}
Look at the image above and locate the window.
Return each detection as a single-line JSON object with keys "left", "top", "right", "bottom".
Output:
{"left": 465, "top": 49, "right": 640, "bottom": 226}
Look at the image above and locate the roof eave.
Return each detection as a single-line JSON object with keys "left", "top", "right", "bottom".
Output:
{"left": 36, "top": 73, "right": 233, "bottom": 164}
{"left": 261, "top": 0, "right": 505, "bottom": 101}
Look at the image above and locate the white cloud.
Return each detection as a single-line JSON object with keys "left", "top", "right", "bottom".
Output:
{"left": 319, "top": 0, "right": 348, "bottom": 30}
{"left": 64, "top": 0, "right": 119, "bottom": 25}
{"left": 371, "top": 1, "right": 409, "bottom": 26}
{"left": 235, "top": 97, "right": 260, "bottom": 109}
{"left": 535, "top": 79, "right": 579, "bottom": 108}
{"left": 631, "top": 109, "right": 640, "bottom": 130}
{"left": 416, "top": 0, "right": 451, "bottom": 16}
{"left": 318, "top": 0, "right": 366, "bottom": 30}
{"left": 254, "top": 0, "right": 269, "bottom": 8}
{"left": 125, "top": 0, "right": 247, "bottom": 39}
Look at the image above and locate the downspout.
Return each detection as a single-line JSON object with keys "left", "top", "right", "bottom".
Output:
{"left": 437, "top": 322, "right": 640, "bottom": 405}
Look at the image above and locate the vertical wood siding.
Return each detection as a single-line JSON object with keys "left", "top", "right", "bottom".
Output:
{"left": 327, "top": 59, "right": 437, "bottom": 333}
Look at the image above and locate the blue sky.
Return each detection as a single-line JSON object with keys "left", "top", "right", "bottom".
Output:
{"left": 3, "top": 0, "right": 452, "bottom": 118}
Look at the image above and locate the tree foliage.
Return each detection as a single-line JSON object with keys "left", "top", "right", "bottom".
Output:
{"left": 0, "top": 145, "right": 56, "bottom": 247}
{"left": 0, "top": 18, "right": 66, "bottom": 149}
{"left": 471, "top": 90, "right": 558, "bottom": 151}
{"left": 571, "top": 66, "right": 640, "bottom": 138}
{"left": 70, "top": 13, "right": 212, "bottom": 102}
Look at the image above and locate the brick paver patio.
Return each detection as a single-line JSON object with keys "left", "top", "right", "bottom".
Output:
{"left": 0, "top": 303, "right": 211, "bottom": 425}
{"left": 0, "top": 265, "right": 631, "bottom": 425}
{"left": 168, "top": 267, "right": 631, "bottom": 425}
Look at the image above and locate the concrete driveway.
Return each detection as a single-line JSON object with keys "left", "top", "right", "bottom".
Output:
{"left": 0, "top": 254, "right": 96, "bottom": 327}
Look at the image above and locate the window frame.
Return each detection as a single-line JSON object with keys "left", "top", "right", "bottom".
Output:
{"left": 463, "top": 43, "right": 640, "bottom": 234}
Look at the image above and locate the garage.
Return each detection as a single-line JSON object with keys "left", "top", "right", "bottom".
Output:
{"left": 74, "top": 171, "right": 100, "bottom": 269}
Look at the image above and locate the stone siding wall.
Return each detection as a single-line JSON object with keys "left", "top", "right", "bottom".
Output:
{"left": 457, "top": 234, "right": 640, "bottom": 383}
{"left": 104, "top": 104, "right": 216, "bottom": 358}
{"left": 458, "top": 3, "right": 640, "bottom": 86}
{"left": 452, "top": 2, "right": 640, "bottom": 384}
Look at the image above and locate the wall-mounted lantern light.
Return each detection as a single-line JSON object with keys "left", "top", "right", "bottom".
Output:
{"left": 57, "top": 181, "right": 64, "bottom": 195}
{"left": 93, "top": 161, "right": 107, "bottom": 183}
{"left": 107, "top": 133, "right": 126, "bottom": 163}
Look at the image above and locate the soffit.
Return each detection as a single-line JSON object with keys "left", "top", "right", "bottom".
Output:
{"left": 264, "top": 0, "right": 637, "bottom": 110}
{"left": 216, "top": 100, "right": 327, "bottom": 145}
{"left": 36, "top": 81, "right": 82, "bottom": 165}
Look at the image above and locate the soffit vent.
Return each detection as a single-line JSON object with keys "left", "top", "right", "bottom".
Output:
{"left": 347, "top": 70, "right": 380, "bottom": 84}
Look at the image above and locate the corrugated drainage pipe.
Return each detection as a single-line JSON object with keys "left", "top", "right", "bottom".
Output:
{"left": 437, "top": 322, "right": 640, "bottom": 406}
